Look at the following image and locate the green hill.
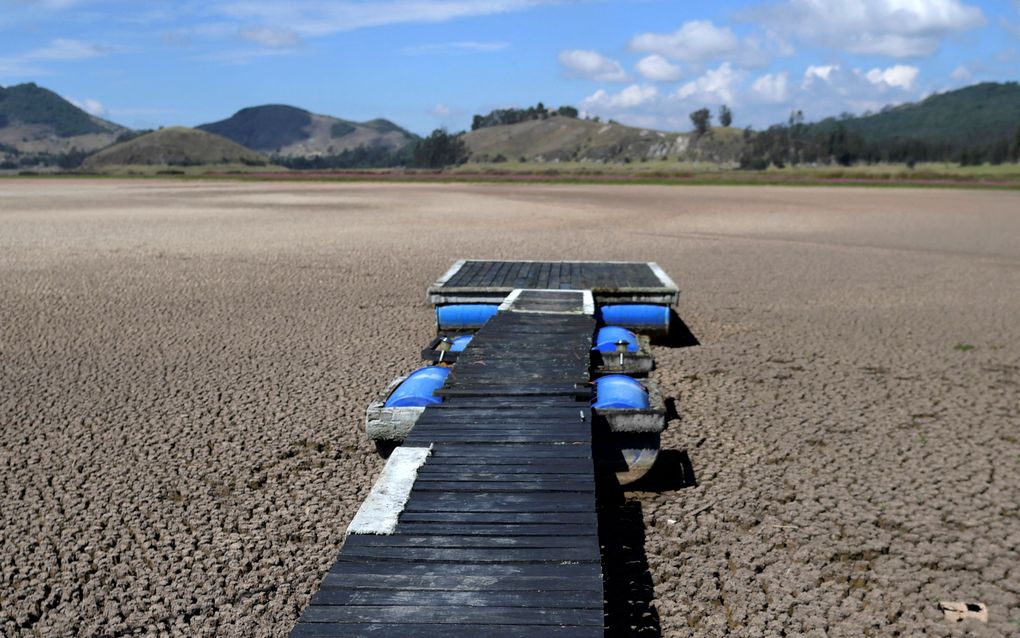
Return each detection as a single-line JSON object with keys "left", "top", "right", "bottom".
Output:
{"left": 805, "top": 82, "right": 1020, "bottom": 147}
{"left": 81, "top": 127, "right": 269, "bottom": 170}
{"left": 0, "top": 83, "right": 125, "bottom": 155}
{"left": 462, "top": 114, "right": 747, "bottom": 164}
{"left": 197, "top": 105, "right": 417, "bottom": 157}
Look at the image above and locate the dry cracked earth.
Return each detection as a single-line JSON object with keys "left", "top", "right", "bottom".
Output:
{"left": 1, "top": 180, "right": 1018, "bottom": 637}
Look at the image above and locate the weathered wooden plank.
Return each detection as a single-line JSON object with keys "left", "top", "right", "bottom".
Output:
{"left": 406, "top": 479, "right": 595, "bottom": 492}
{"left": 310, "top": 588, "right": 602, "bottom": 609}
{"left": 430, "top": 444, "right": 593, "bottom": 457}
{"left": 403, "top": 493, "right": 594, "bottom": 513}
{"left": 343, "top": 534, "right": 599, "bottom": 550}
{"left": 391, "top": 523, "right": 596, "bottom": 536}
{"left": 292, "top": 622, "right": 603, "bottom": 637}
{"left": 317, "top": 571, "right": 600, "bottom": 591}
{"left": 328, "top": 559, "right": 601, "bottom": 578}
{"left": 338, "top": 545, "right": 597, "bottom": 563}
{"left": 395, "top": 511, "right": 597, "bottom": 525}
{"left": 300, "top": 605, "right": 603, "bottom": 626}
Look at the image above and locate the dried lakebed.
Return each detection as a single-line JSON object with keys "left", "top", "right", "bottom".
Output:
{"left": 1, "top": 180, "right": 1018, "bottom": 637}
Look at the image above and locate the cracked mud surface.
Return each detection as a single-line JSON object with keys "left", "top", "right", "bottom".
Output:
{"left": 2, "top": 180, "right": 1018, "bottom": 636}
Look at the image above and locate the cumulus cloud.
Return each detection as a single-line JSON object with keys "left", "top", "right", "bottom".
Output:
{"left": 558, "top": 49, "right": 627, "bottom": 82}
{"left": 430, "top": 103, "right": 452, "bottom": 117}
{"left": 629, "top": 20, "right": 740, "bottom": 62}
{"left": 865, "top": 65, "right": 919, "bottom": 89}
{"left": 674, "top": 63, "right": 745, "bottom": 104}
{"left": 635, "top": 55, "right": 682, "bottom": 82}
{"left": 583, "top": 84, "right": 658, "bottom": 109}
{"left": 628, "top": 20, "right": 787, "bottom": 68}
{"left": 803, "top": 64, "right": 837, "bottom": 85}
{"left": 751, "top": 72, "right": 789, "bottom": 103}
{"left": 758, "top": 0, "right": 985, "bottom": 58}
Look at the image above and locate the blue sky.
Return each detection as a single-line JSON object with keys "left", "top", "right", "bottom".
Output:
{"left": 1, "top": 0, "right": 1017, "bottom": 134}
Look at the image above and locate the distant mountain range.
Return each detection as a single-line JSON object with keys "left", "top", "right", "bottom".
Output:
{"left": 1, "top": 80, "right": 1017, "bottom": 170}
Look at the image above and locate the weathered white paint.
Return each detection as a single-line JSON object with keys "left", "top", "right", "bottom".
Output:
{"left": 346, "top": 445, "right": 432, "bottom": 535}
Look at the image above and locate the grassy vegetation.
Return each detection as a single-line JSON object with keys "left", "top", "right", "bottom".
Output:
{"left": 82, "top": 127, "right": 269, "bottom": 170}
{"left": 5, "top": 161, "right": 1019, "bottom": 189}
{"left": 450, "top": 160, "right": 1020, "bottom": 184}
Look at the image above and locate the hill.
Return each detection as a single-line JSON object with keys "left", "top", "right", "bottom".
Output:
{"left": 0, "top": 82, "right": 126, "bottom": 154}
{"left": 462, "top": 115, "right": 746, "bottom": 163}
{"left": 81, "top": 127, "right": 269, "bottom": 170}
{"left": 804, "top": 82, "right": 1020, "bottom": 147}
{"left": 197, "top": 105, "right": 416, "bottom": 157}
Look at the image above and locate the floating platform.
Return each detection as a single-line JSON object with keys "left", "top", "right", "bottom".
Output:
{"left": 428, "top": 260, "right": 678, "bottom": 306}
{"left": 292, "top": 262, "right": 681, "bottom": 637}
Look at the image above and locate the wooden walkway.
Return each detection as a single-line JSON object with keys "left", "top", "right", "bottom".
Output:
{"left": 292, "top": 290, "right": 603, "bottom": 637}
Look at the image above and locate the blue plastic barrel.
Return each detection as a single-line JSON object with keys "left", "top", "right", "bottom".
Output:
{"left": 384, "top": 367, "right": 450, "bottom": 407}
{"left": 593, "top": 326, "right": 640, "bottom": 353}
{"left": 450, "top": 335, "right": 473, "bottom": 352}
{"left": 593, "top": 374, "right": 650, "bottom": 409}
{"left": 436, "top": 304, "right": 500, "bottom": 329}
{"left": 600, "top": 305, "right": 670, "bottom": 331}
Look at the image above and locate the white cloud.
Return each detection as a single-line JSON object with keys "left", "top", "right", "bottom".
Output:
{"left": 430, "top": 103, "right": 452, "bottom": 117}
{"left": 628, "top": 20, "right": 790, "bottom": 68}
{"left": 403, "top": 41, "right": 509, "bottom": 54}
{"left": 68, "top": 97, "right": 107, "bottom": 117}
{"left": 759, "top": 0, "right": 985, "bottom": 58}
{"left": 674, "top": 62, "right": 745, "bottom": 104}
{"left": 635, "top": 54, "right": 682, "bottom": 82}
{"left": 558, "top": 49, "right": 627, "bottom": 82}
{"left": 238, "top": 26, "right": 302, "bottom": 48}
{"left": 629, "top": 20, "right": 742, "bottom": 62}
{"left": 751, "top": 72, "right": 789, "bottom": 102}
{"left": 865, "top": 64, "right": 919, "bottom": 89}
{"left": 583, "top": 84, "right": 658, "bottom": 109}
{"left": 803, "top": 64, "right": 837, "bottom": 85}
{"left": 26, "top": 38, "right": 112, "bottom": 60}
{"left": 217, "top": 0, "right": 575, "bottom": 37}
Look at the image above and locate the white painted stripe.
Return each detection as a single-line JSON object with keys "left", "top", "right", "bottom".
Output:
{"left": 581, "top": 290, "right": 595, "bottom": 316}
{"left": 647, "top": 262, "right": 679, "bottom": 292}
{"left": 498, "top": 288, "right": 524, "bottom": 312}
{"left": 346, "top": 445, "right": 432, "bottom": 536}
{"left": 432, "top": 259, "right": 466, "bottom": 287}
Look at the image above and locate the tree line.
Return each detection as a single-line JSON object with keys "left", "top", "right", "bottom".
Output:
{"left": 734, "top": 110, "right": 1020, "bottom": 169}
{"left": 471, "top": 103, "right": 579, "bottom": 131}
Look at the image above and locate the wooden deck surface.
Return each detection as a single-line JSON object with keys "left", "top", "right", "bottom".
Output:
{"left": 292, "top": 290, "right": 603, "bottom": 637}
{"left": 427, "top": 260, "right": 677, "bottom": 305}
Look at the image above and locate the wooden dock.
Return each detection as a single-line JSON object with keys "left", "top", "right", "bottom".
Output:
{"left": 428, "top": 260, "right": 678, "bottom": 305}
{"left": 292, "top": 290, "right": 604, "bottom": 637}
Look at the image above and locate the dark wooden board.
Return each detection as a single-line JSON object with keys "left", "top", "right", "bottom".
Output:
{"left": 317, "top": 571, "right": 600, "bottom": 591}
{"left": 328, "top": 559, "right": 601, "bottom": 578}
{"left": 310, "top": 589, "right": 601, "bottom": 609}
{"left": 292, "top": 623, "right": 602, "bottom": 637}
{"left": 300, "top": 605, "right": 603, "bottom": 626}
{"left": 343, "top": 534, "right": 599, "bottom": 551}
